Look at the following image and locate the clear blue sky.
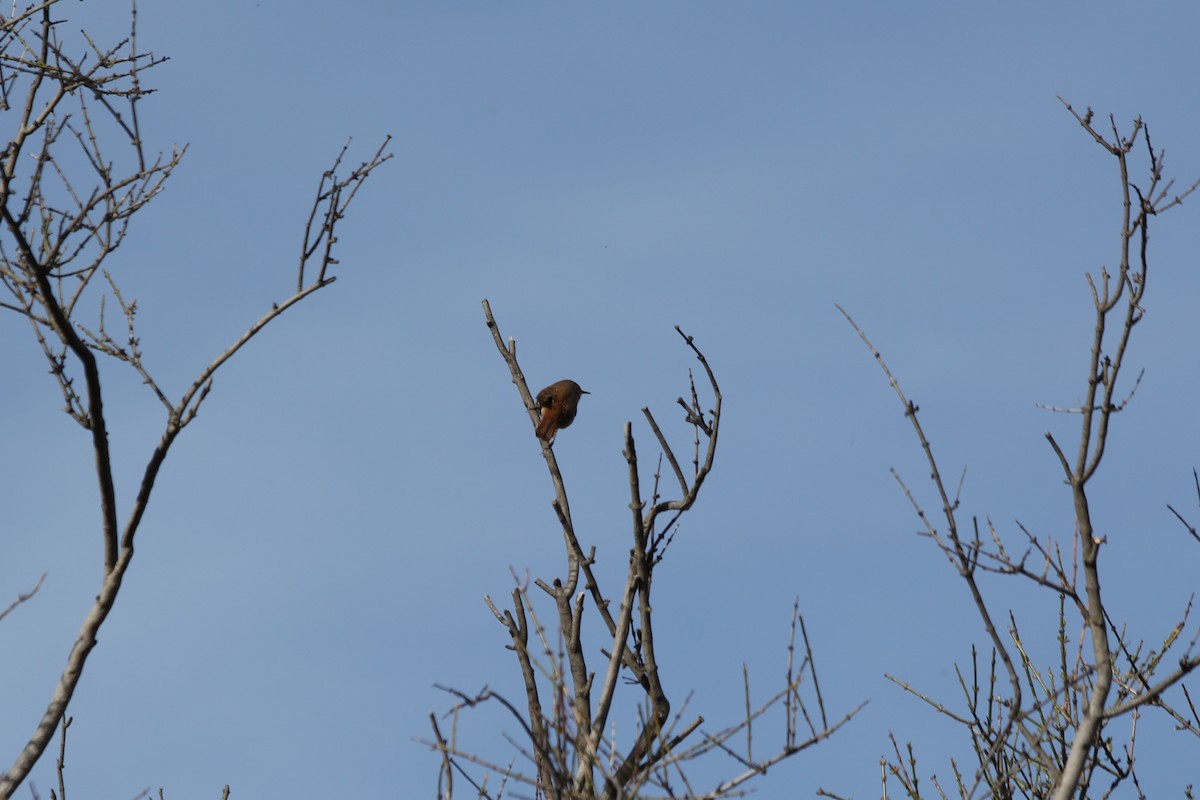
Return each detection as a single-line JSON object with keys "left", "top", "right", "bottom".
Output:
{"left": 3, "top": 1, "right": 1199, "bottom": 797}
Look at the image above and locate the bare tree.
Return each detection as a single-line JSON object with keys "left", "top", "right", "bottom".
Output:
{"left": 833, "top": 102, "right": 1200, "bottom": 799}
{"left": 0, "top": 4, "right": 390, "bottom": 796}
{"left": 422, "top": 300, "right": 864, "bottom": 799}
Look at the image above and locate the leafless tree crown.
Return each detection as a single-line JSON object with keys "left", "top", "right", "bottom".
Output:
{"left": 0, "top": 3, "right": 389, "bottom": 797}
{"left": 832, "top": 101, "right": 1200, "bottom": 800}
{"left": 421, "top": 301, "right": 863, "bottom": 799}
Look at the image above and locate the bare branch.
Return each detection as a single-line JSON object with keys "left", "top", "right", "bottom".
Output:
{"left": 0, "top": 7, "right": 390, "bottom": 793}
{"left": 861, "top": 104, "right": 1200, "bottom": 800}
{"left": 448, "top": 302, "right": 848, "bottom": 798}
{"left": 0, "top": 573, "right": 46, "bottom": 625}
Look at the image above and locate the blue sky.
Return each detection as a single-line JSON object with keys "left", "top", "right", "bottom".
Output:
{"left": 3, "top": 1, "right": 1199, "bottom": 797}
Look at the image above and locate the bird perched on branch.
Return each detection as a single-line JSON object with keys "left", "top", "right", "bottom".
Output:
{"left": 535, "top": 379, "right": 589, "bottom": 442}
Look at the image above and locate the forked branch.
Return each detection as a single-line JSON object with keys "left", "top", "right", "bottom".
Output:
{"left": 0, "top": 7, "right": 390, "bottom": 794}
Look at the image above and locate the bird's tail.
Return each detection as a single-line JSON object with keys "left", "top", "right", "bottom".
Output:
{"left": 536, "top": 413, "right": 558, "bottom": 442}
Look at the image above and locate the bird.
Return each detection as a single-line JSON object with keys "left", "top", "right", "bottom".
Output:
{"left": 535, "top": 379, "right": 589, "bottom": 442}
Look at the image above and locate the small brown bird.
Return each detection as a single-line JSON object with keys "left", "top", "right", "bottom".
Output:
{"left": 535, "top": 379, "right": 590, "bottom": 442}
